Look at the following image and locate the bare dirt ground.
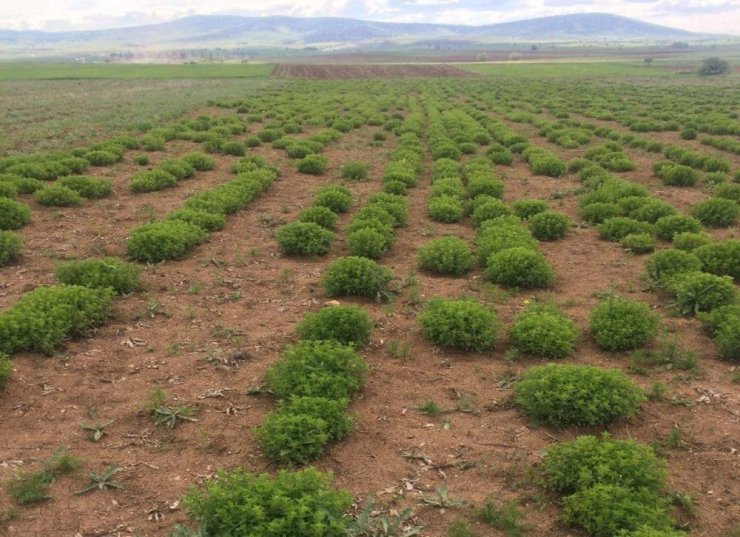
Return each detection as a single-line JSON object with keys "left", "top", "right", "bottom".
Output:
{"left": 273, "top": 64, "right": 477, "bottom": 79}
{"left": 0, "top": 101, "right": 738, "bottom": 537}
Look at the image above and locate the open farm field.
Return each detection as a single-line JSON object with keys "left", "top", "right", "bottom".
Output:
{"left": 0, "top": 67, "right": 738, "bottom": 537}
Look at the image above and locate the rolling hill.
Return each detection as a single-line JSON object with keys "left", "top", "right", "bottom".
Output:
{"left": 0, "top": 13, "right": 707, "bottom": 57}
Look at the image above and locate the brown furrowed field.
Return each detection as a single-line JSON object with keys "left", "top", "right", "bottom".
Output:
{"left": 0, "top": 71, "right": 738, "bottom": 537}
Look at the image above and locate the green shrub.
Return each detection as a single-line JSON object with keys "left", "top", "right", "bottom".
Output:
{"left": 313, "top": 186, "right": 351, "bottom": 213}
{"left": 0, "top": 285, "right": 113, "bottom": 355}
{"left": 221, "top": 141, "right": 245, "bottom": 156}
{"left": 431, "top": 177, "right": 464, "bottom": 198}
{"left": 691, "top": 198, "right": 739, "bottom": 227}
{"left": 0, "top": 352, "right": 10, "bottom": 390}
{"left": 353, "top": 205, "right": 396, "bottom": 229}
{"left": 715, "top": 182, "right": 740, "bottom": 202}
{"left": 471, "top": 199, "right": 512, "bottom": 227}
{"left": 35, "top": 185, "right": 83, "bottom": 207}
{"left": 278, "top": 396, "right": 353, "bottom": 442}
{"left": 54, "top": 258, "right": 140, "bottom": 294}
{"left": 159, "top": 159, "right": 196, "bottom": 180}
{"left": 0, "top": 181, "right": 17, "bottom": 199}
{"left": 244, "top": 136, "right": 261, "bottom": 147}
{"left": 515, "top": 364, "right": 644, "bottom": 426}
{"left": 297, "top": 206, "right": 338, "bottom": 229}
{"left": 467, "top": 177, "right": 504, "bottom": 199}
{"left": 512, "top": 199, "right": 548, "bottom": 219}
{"left": 598, "top": 217, "right": 653, "bottom": 242}
{"left": 476, "top": 221, "right": 538, "bottom": 265}
{"left": 256, "top": 412, "right": 329, "bottom": 465}
{"left": 0, "top": 231, "right": 22, "bottom": 266}
{"left": 367, "top": 194, "right": 408, "bottom": 227}
{"left": 382, "top": 180, "right": 408, "bottom": 195}
{"left": 418, "top": 297, "right": 498, "bottom": 352}
{"left": 589, "top": 297, "right": 659, "bottom": 351}
{"left": 133, "top": 154, "right": 149, "bottom": 166}
{"left": 654, "top": 215, "right": 702, "bottom": 241}
{"left": 141, "top": 134, "right": 165, "bottom": 151}
{"left": 166, "top": 209, "right": 226, "bottom": 232}
{"left": 57, "top": 176, "right": 112, "bottom": 199}
{"left": 699, "top": 304, "right": 740, "bottom": 336}
{"left": 323, "top": 256, "right": 392, "bottom": 298}
{"left": 130, "top": 169, "right": 177, "bottom": 193}
{"left": 485, "top": 247, "right": 554, "bottom": 288}
{"left": 417, "top": 237, "right": 473, "bottom": 276}
{"left": 182, "top": 468, "right": 351, "bottom": 537}
{"left": 562, "top": 485, "right": 674, "bottom": 537}
{"left": 11, "top": 177, "right": 45, "bottom": 194}
{"left": 84, "top": 150, "right": 119, "bottom": 166}
{"left": 622, "top": 233, "right": 655, "bottom": 254}
{"left": 265, "top": 340, "right": 367, "bottom": 400}
{"left": 665, "top": 271, "right": 736, "bottom": 315}
{"left": 543, "top": 434, "right": 667, "bottom": 494}
{"left": 672, "top": 231, "right": 712, "bottom": 251}
{"left": 0, "top": 198, "right": 31, "bottom": 230}
{"left": 340, "top": 162, "right": 368, "bottom": 181}
{"left": 529, "top": 211, "right": 570, "bottom": 241}
{"left": 581, "top": 202, "right": 622, "bottom": 224}
{"left": 276, "top": 222, "right": 333, "bottom": 257}
{"left": 347, "top": 227, "right": 389, "bottom": 259}
{"left": 694, "top": 240, "right": 740, "bottom": 280}
{"left": 644, "top": 249, "right": 702, "bottom": 283}
{"left": 657, "top": 163, "right": 698, "bottom": 186}
{"left": 297, "top": 155, "right": 328, "bottom": 175}
{"left": 182, "top": 152, "right": 215, "bottom": 171}
{"left": 530, "top": 155, "right": 566, "bottom": 177}
{"left": 508, "top": 304, "right": 578, "bottom": 359}
{"left": 296, "top": 305, "right": 373, "bottom": 346}
{"left": 630, "top": 200, "right": 676, "bottom": 224}
{"left": 427, "top": 195, "right": 463, "bottom": 223}
{"left": 126, "top": 220, "right": 206, "bottom": 263}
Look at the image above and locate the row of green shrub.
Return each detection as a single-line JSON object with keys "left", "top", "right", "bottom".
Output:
{"left": 582, "top": 142, "right": 635, "bottom": 172}
{"left": 130, "top": 152, "right": 214, "bottom": 193}
{"left": 663, "top": 144, "right": 731, "bottom": 173}
{"left": 521, "top": 145, "right": 567, "bottom": 177}
{"left": 257, "top": 305, "right": 372, "bottom": 465}
{"left": 127, "top": 158, "right": 277, "bottom": 263}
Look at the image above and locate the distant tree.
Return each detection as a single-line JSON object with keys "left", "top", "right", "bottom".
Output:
{"left": 643, "top": 57, "right": 654, "bottom": 66}
{"left": 509, "top": 52, "right": 522, "bottom": 61}
{"left": 698, "top": 57, "right": 730, "bottom": 76}
{"left": 531, "top": 44, "right": 539, "bottom": 51}
{"left": 671, "top": 41, "right": 689, "bottom": 49}
{"left": 476, "top": 52, "right": 489, "bottom": 62}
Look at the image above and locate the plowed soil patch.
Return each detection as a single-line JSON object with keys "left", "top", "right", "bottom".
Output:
{"left": 273, "top": 63, "right": 477, "bottom": 79}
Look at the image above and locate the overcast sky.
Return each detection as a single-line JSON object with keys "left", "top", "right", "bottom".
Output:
{"left": 1, "top": 0, "right": 738, "bottom": 34}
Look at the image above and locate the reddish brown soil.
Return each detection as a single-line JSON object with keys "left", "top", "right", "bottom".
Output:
{"left": 273, "top": 64, "right": 477, "bottom": 79}
{"left": 0, "top": 106, "right": 738, "bottom": 537}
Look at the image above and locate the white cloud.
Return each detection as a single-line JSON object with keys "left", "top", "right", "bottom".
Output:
{"left": 0, "top": 0, "right": 737, "bottom": 34}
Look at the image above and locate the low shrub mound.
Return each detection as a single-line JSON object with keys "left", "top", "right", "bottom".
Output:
{"left": 35, "top": 185, "right": 84, "bottom": 207}
{"left": 0, "top": 285, "right": 113, "bottom": 355}
{"left": 275, "top": 221, "right": 333, "bottom": 257}
{"left": 694, "top": 240, "right": 740, "bottom": 280}
{"left": 57, "top": 176, "right": 112, "bottom": 199}
{"left": 347, "top": 227, "right": 389, "bottom": 259}
{"left": 54, "top": 258, "right": 141, "bottom": 294}
{"left": 166, "top": 209, "right": 226, "bottom": 232}
{"left": 0, "top": 231, "right": 22, "bottom": 267}
{"left": 700, "top": 305, "right": 740, "bottom": 361}
{"left": 543, "top": 434, "right": 667, "bottom": 494}
{"left": 621, "top": 233, "right": 655, "bottom": 254}
{"left": 427, "top": 195, "right": 463, "bottom": 223}
{"left": 296, "top": 305, "right": 373, "bottom": 347}
{"left": 130, "top": 169, "right": 177, "bottom": 193}
{"left": 297, "top": 154, "right": 328, "bottom": 175}
{"left": 417, "top": 237, "right": 473, "bottom": 276}
{"left": 340, "top": 162, "right": 368, "bottom": 181}
{"left": 654, "top": 214, "right": 702, "bottom": 242}
{"left": 182, "top": 468, "right": 351, "bottom": 537}
{"left": 297, "top": 206, "right": 338, "bottom": 230}
{"left": 691, "top": 198, "right": 739, "bottom": 227}
{"left": 514, "top": 364, "right": 644, "bottom": 426}
{"left": 665, "top": 271, "right": 736, "bottom": 315}
{"left": 265, "top": 340, "right": 367, "bottom": 400}
{"left": 475, "top": 219, "right": 538, "bottom": 265}
{"left": 471, "top": 199, "right": 512, "bottom": 228}
{"left": 589, "top": 296, "right": 659, "bottom": 351}
{"left": 182, "top": 152, "right": 215, "bottom": 171}
{"left": 598, "top": 217, "right": 654, "bottom": 242}
{"left": 126, "top": 220, "right": 206, "bottom": 263}
{"left": 529, "top": 211, "right": 570, "bottom": 241}
{"left": 313, "top": 186, "right": 351, "bottom": 213}
{"left": 512, "top": 199, "right": 548, "bottom": 219}
{"left": 508, "top": 304, "right": 578, "bottom": 359}
{"left": 485, "top": 247, "right": 554, "bottom": 288}
{"left": 643, "top": 249, "right": 702, "bottom": 283}
{"left": 84, "top": 150, "right": 119, "bottom": 166}
{"left": 418, "top": 297, "right": 498, "bottom": 352}
{"left": 0, "top": 352, "right": 10, "bottom": 390}
{"left": 562, "top": 485, "right": 673, "bottom": 537}
{"left": 672, "top": 231, "right": 712, "bottom": 251}
{"left": 323, "top": 257, "right": 393, "bottom": 299}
